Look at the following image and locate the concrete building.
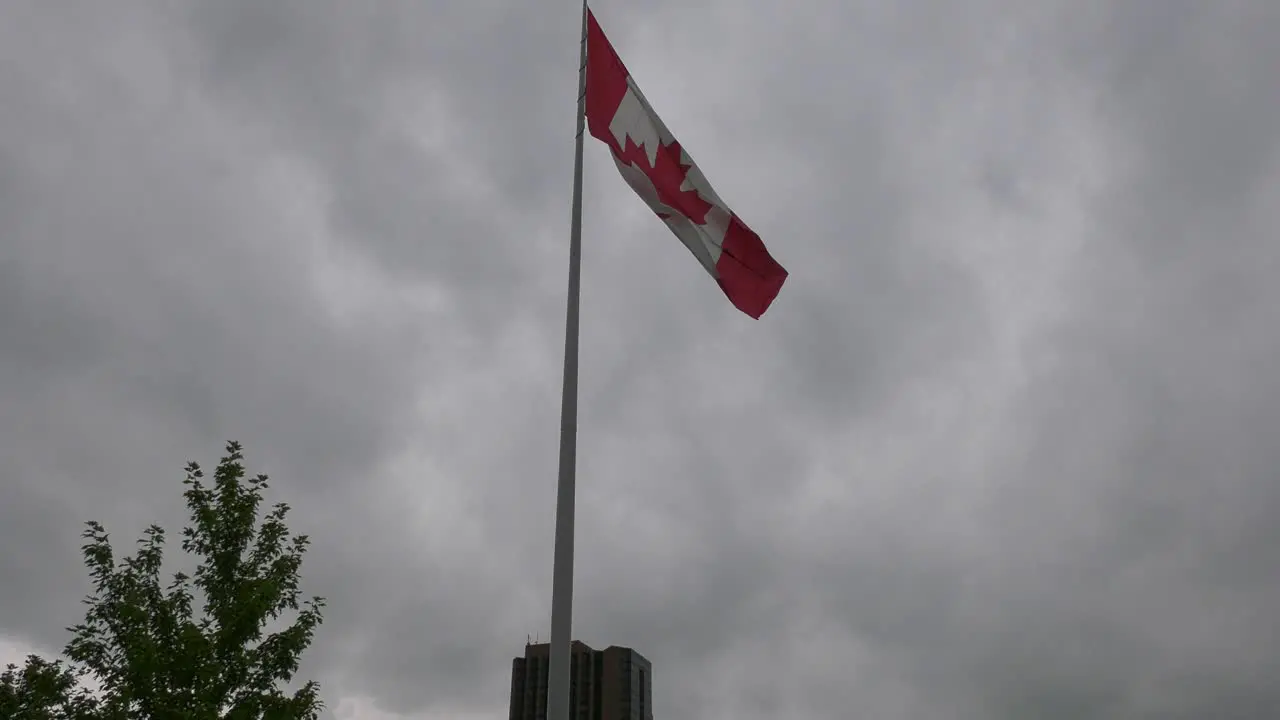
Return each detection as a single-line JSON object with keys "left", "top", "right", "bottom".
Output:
{"left": 509, "top": 641, "right": 652, "bottom": 720}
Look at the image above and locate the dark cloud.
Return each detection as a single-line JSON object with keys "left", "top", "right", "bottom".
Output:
{"left": 2, "top": 1, "right": 1277, "bottom": 719}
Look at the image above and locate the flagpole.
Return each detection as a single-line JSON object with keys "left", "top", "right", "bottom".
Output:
{"left": 548, "top": 2, "right": 589, "bottom": 720}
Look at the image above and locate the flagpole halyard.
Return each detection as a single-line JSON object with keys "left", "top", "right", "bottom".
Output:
{"left": 548, "top": 1, "right": 589, "bottom": 720}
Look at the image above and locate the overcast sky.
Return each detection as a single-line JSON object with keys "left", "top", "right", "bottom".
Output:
{"left": 3, "top": 1, "right": 1278, "bottom": 718}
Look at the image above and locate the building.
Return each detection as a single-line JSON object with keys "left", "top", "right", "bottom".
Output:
{"left": 509, "top": 640, "right": 652, "bottom": 720}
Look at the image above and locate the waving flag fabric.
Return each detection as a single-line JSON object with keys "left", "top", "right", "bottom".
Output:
{"left": 584, "top": 10, "right": 788, "bottom": 318}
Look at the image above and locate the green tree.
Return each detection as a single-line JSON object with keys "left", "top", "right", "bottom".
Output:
{"left": 0, "top": 442, "right": 325, "bottom": 720}
{"left": 0, "top": 656, "right": 99, "bottom": 719}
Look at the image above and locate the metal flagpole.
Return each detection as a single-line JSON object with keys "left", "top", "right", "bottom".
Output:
{"left": 548, "top": 2, "right": 589, "bottom": 720}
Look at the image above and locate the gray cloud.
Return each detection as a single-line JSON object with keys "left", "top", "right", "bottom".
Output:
{"left": 2, "top": 0, "right": 1277, "bottom": 718}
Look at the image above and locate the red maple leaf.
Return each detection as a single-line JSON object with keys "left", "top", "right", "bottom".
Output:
{"left": 612, "top": 137, "right": 714, "bottom": 225}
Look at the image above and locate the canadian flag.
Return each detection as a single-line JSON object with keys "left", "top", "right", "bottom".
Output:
{"left": 584, "top": 10, "right": 787, "bottom": 319}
